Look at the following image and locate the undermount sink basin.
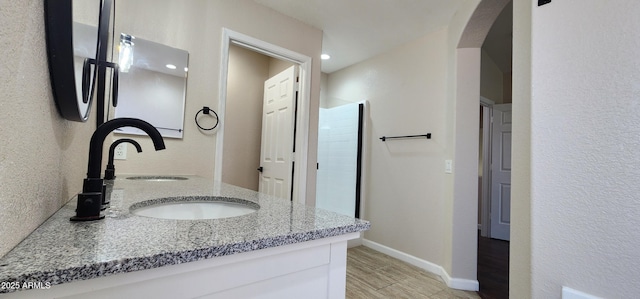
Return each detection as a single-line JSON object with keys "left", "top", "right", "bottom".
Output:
{"left": 126, "top": 176, "right": 188, "bottom": 182}
{"left": 130, "top": 196, "right": 259, "bottom": 220}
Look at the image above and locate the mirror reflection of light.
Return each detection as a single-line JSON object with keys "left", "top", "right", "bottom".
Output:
{"left": 184, "top": 67, "right": 189, "bottom": 72}
{"left": 166, "top": 64, "right": 177, "bottom": 70}
{"left": 119, "top": 33, "right": 135, "bottom": 73}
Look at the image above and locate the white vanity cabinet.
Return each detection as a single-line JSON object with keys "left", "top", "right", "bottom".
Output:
{"left": 1, "top": 233, "right": 357, "bottom": 299}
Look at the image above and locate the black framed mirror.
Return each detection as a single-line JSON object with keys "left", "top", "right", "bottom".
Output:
{"left": 44, "top": 0, "right": 111, "bottom": 122}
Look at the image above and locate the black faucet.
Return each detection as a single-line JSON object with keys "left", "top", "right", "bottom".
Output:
{"left": 71, "top": 118, "right": 165, "bottom": 221}
{"left": 104, "top": 138, "right": 142, "bottom": 180}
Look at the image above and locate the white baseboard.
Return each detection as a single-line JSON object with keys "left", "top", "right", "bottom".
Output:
{"left": 361, "top": 239, "right": 479, "bottom": 291}
{"left": 440, "top": 269, "right": 480, "bottom": 291}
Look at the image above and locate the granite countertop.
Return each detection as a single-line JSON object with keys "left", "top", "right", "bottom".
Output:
{"left": 0, "top": 175, "right": 370, "bottom": 294}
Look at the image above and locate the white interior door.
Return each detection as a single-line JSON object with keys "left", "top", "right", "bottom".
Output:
{"left": 490, "top": 104, "right": 512, "bottom": 241}
{"left": 258, "top": 66, "right": 297, "bottom": 199}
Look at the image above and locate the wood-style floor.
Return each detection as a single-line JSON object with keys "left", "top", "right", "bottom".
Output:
{"left": 477, "top": 236, "right": 509, "bottom": 299}
{"left": 346, "top": 238, "right": 509, "bottom": 299}
{"left": 346, "top": 246, "right": 480, "bottom": 299}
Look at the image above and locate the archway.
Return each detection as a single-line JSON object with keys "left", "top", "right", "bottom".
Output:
{"left": 450, "top": 0, "right": 510, "bottom": 291}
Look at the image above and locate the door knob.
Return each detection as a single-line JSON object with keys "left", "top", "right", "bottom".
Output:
{"left": 257, "top": 166, "right": 263, "bottom": 173}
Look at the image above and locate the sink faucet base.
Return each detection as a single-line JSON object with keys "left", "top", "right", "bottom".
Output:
{"left": 70, "top": 215, "right": 105, "bottom": 222}
{"left": 70, "top": 192, "right": 105, "bottom": 221}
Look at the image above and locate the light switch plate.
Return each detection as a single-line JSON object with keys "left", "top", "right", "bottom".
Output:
{"left": 445, "top": 160, "right": 453, "bottom": 174}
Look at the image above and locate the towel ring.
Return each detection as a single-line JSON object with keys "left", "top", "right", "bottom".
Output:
{"left": 195, "top": 106, "right": 219, "bottom": 131}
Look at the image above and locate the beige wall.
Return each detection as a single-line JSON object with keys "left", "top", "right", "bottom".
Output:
{"left": 319, "top": 72, "right": 329, "bottom": 108}
{"left": 0, "top": 1, "right": 94, "bottom": 257}
{"left": 443, "top": 0, "right": 482, "bottom": 281}
{"left": 327, "top": 29, "right": 450, "bottom": 272}
{"left": 451, "top": 47, "right": 481, "bottom": 281}
{"left": 480, "top": 50, "right": 504, "bottom": 103}
{"left": 110, "top": 0, "right": 323, "bottom": 195}
{"left": 222, "top": 45, "right": 270, "bottom": 191}
{"left": 510, "top": 1, "right": 531, "bottom": 296}
{"left": 268, "top": 58, "right": 295, "bottom": 77}
{"left": 503, "top": 72, "right": 512, "bottom": 103}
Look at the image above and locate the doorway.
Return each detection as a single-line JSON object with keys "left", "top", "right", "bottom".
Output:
{"left": 477, "top": 100, "right": 511, "bottom": 299}
{"left": 489, "top": 104, "right": 512, "bottom": 241}
{"left": 478, "top": 101, "right": 512, "bottom": 241}
{"left": 471, "top": 1, "right": 513, "bottom": 297}
{"left": 214, "top": 28, "right": 312, "bottom": 204}
{"left": 258, "top": 65, "right": 298, "bottom": 199}
{"left": 221, "top": 44, "right": 296, "bottom": 197}
{"left": 479, "top": 98, "right": 493, "bottom": 238}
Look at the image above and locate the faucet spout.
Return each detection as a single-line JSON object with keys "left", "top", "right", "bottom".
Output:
{"left": 104, "top": 138, "right": 143, "bottom": 180}
{"left": 86, "top": 118, "right": 165, "bottom": 181}
{"left": 72, "top": 118, "right": 165, "bottom": 222}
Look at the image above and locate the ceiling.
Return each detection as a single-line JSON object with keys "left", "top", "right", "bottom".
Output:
{"left": 254, "top": 0, "right": 467, "bottom": 73}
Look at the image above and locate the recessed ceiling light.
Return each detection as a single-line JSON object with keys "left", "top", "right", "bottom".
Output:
{"left": 166, "top": 64, "right": 177, "bottom": 69}
{"left": 321, "top": 54, "right": 331, "bottom": 60}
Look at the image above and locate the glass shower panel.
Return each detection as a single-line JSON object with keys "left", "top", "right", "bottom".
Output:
{"left": 316, "top": 103, "right": 360, "bottom": 217}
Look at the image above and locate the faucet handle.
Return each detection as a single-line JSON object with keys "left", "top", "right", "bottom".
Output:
{"left": 71, "top": 177, "right": 107, "bottom": 221}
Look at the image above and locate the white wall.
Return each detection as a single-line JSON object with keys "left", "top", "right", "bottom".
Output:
{"left": 0, "top": 1, "right": 94, "bottom": 257}
{"left": 522, "top": 0, "right": 640, "bottom": 298}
